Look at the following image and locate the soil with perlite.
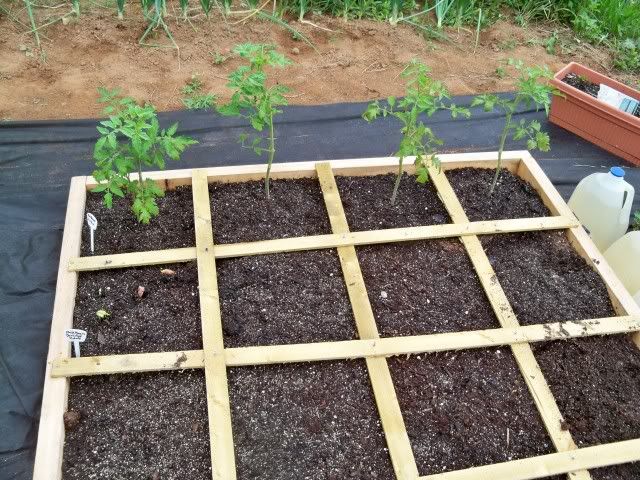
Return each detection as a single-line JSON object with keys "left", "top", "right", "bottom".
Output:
{"left": 64, "top": 171, "right": 639, "bottom": 478}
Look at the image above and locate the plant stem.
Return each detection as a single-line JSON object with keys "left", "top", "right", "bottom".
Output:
{"left": 474, "top": 7, "right": 481, "bottom": 53}
{"left": 24, "top": 0, "right": 41, "bottom": 48}
{"left": 137, "top": 158, "right": 144, "bottom": 185}
{"left": 265, "top": 112, "right": 275, "bottom": 199}
{"left": 490, "top": 112, "right": 511, "bottom": 195}
{"left": 390, "top": 156, "right": 404, "bottom": 205}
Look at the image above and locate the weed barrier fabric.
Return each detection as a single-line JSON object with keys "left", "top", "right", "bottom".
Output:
{"left": 0, "top": 95, "right": 638, "bottom": 480}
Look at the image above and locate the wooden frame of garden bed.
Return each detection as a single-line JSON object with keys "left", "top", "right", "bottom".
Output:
{"left": 34, "top": 151, "right": 640, "bottom": 480}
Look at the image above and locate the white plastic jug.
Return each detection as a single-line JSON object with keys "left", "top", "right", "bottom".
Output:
{"left": 634, "top": 290, "right": 640, "bottom": 308}
{"left": 603, "top": 231, "right": 640, "bottom": 297}
{"left": 568, "top": 166, "right": 635, "bottom": 251}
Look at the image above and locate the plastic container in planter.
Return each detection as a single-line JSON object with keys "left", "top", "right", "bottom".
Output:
{"left": 549, "top": 62, "right": 640, "bottom": 166}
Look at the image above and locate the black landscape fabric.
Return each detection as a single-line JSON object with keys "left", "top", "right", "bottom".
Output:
{"left": 1, "top": 95, "right": 639, "bottom": 480}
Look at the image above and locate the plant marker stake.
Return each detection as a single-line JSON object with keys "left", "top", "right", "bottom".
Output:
{"left": 64, "top": 329, "right": 87, "bottom": 358}
{"left": 86, "top": 213, "right": 97, "bottom": 253}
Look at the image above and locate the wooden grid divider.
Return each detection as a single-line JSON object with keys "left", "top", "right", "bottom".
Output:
{"left": 316, "top": 162, "right": 419, "bottom": 480}
{"left": 67, "top": 216, "right": 578, "bottom": 272}
{"left": 192, "top": 169, "right": 237, "bottom": 480}
{"left": 427, "top": 166, "right": 590, "bottom": 480}
{"left": 51, "top": 315, "right": 640, "bottom": 378}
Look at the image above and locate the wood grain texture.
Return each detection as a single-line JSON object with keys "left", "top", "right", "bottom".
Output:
{"left": 51, "top": 316, "right": 640, "bottom": 377}
{"left": 32, "top": 177, "right": 86, "bottom": 480}
{"left": 192, "top": 169, "right": 236, "bottom": 480}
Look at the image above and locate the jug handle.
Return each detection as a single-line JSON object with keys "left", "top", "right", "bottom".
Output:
{"left": 620, "top": 184, "right": 635, "bottom": 224}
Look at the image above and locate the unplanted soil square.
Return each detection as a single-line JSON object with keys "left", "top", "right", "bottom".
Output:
{"left": 74, "top": 262, "right": 201, "bottom": 355}
{"left": 81, "top": 186, "right": 195, "bottom": 256}
{"left": 335, "top": 173, "right": 450, "bottom": 231}
{"left": 62, "top": 370, "right": 210, "bottom": 480}
{"left": 482, "top": 230, "right": 615, "bottom": 326}
{"left": 217, "top": 250, "right": 357, "bottom": 348}
{"left": 357, "top": 239, "right": 499, "bottom": 337}
{"left": 388, "top": 349, "right": 559, "bottom": 477}
{"left": 228, "top": 360, "right": 394, "bottom": 479}
{"left": 446, "top": 167, "right": 550, "bottom": 221}
{"left": 209, "top": 178, "right": 331, "bottom": 243}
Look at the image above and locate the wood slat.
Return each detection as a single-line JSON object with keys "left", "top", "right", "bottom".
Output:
{"left": 52, "top": 350, "right": 205, "bottom": 377}
{"left": 68, "top": 216, "right": 577, "bottom": 272}
{"left": 192, "top": 169, "right": 237, "bottom": 480}
{"left": 69, "top": 247, "right": 197, "bottom": 271}
{"left": 51, "top": 316, "right": 640, "bottom": 377}
{"left": 84, "top": 152, "right": 526, "bottom": 188}
{"left": 419, "top": 438, "right": 640, "bottom": 480}
{"left": 33, "top": 177, "right": 87, "bottom": 480}
{"left": 316, "top": 162, "right": 419, "bottom": 480}
{"left": 428, "top": 166, "right": 591, "bottom": 480}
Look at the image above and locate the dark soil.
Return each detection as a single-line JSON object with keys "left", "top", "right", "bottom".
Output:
{"left": 562, "top": 73, "right": 640, "bottom": 118}
{"left": 228, "top": 360, "right": 394, "bottom": 479}
{"left": 74, "top": 262, "right": 201, "bottom": 355}
{"left": 481, "top": 231, "right": 614, "bottom": 326}
{"left": 388, "top": 350, "right": 559, "bottom": 477}
{"left": 483, "top": 229, "right": 640, "bottom": 480}
{"left": 209, "top": 178, "right": 331, "bottom": 243}
{"left": 446, "top": 168, "right": 550, "bottom": 221}
{"left": 217, "top": 250, "right": 357, "bottom": 348}
{"left": 534, "top": 337, "right": 640, "bottom": 480}
{"left": 63, "top": 371, "right": 210, "bottom": 480}
{"left": 563, "top": 73, "right": 600, "bottom": 98}
{"left": 81, "top": 187, "right": 195, "bottom": 256}
{"left": 357, "top": 239, "right": 499, "bottom": 337}
{"left": 335, "top": 173, "right": 450, "bottom": 231}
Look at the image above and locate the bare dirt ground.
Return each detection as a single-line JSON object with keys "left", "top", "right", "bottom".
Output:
{"left": 0, "top": 4, "right": 633, "bottom": 120}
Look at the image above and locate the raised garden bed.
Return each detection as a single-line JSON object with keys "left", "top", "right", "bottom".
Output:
{"left": 549, "top": 62, "right": 640, "bottom": 166}
{"left": 35, "top": 153, "right": 640, "bottom": 480}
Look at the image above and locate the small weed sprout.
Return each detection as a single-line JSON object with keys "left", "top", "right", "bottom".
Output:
{"left": 363, "top": 60, "right": 470, "bottom": 205}
{"left": 210, "top": 51, "right": 228, "bottom": 65}
{"left": 96, "top": 309, "right": 110, "bottom": 319}
{"left": 182, "top": 75, "right": 217, "bottom": 110}
{"left": 471, "top": 59, "right": 559, "bottom": 194}
{"left": 92, "top": 87, "right": 198, "bottom": 223}
{"left": 217, "top": 43, "right": 292, "bottom": 199}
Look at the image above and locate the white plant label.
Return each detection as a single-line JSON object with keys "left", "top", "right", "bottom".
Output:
{"left": 64, "top": 328, "right": 87, "bottom": 358}
{"left": 86, "top": 213, "right": 98, "bottom": 253}
{"left": 598, "top": 84, "right": 640, "bottom": 116}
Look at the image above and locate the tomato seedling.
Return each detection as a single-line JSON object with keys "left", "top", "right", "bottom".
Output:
{"left": 471, "top": 59, "right": 560, "bottom": 194}
{"left": 363, "top": 60, "right": 470, "bottom": 205}
{"left": 217, "top": 43, "right": 292, "bottom": 199}
{"left": 92, "top": 87, "right": 198, "bottom": 223}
